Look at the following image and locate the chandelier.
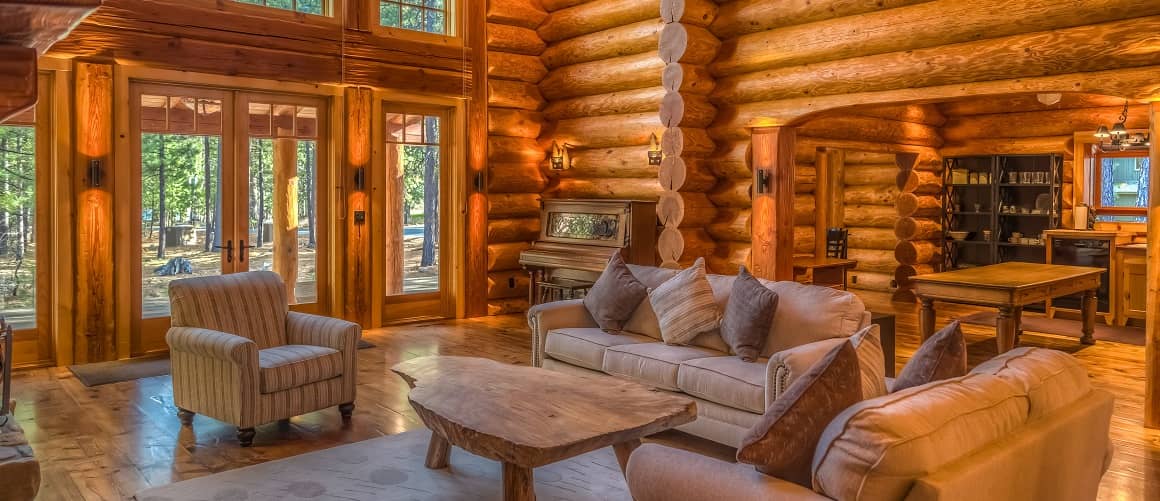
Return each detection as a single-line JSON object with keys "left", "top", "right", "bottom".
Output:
{"left": 1094, "top": 102, "right": 1150, "bottom": 151}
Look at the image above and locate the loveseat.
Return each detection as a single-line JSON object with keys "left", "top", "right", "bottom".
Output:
{"left": 527, "top": 264, "right": 882, "bottom": 447}
{"left": 626, "top": 347, "right": 1115, "bottom": 501}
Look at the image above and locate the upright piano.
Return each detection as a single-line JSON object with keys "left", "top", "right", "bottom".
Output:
{"left": 519, "top": 199, "right": 657, "bottom": 304}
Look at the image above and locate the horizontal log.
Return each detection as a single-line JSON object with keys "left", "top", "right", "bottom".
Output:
{"left": 896, "top": 193, "right": 943, "bottom": 218}
{"left": 938, "top": 93, "right": 1129, "bottom": 117}
{"left": 843, "top": 204, "right": 897, "bottom": 228}
{"left": 845, "top": 184, "right": 899, "bottom": 206}
{"left": 660, "top": 91, "right": 717, "bottom": 128}
{"left": 709, "top": 0, "right": 1160, "bottom": 76}
{"left": 708, "top": 178, "right": 751, "bottom": 207}
{"left": 488, "top": 80, "right": 545, "bottom": 111}
{"left": 709, "top": 0, "right": 927, "bottom": 39}
{"left": 488, "top": 241, "right": 532, "bottom": 272}
{"left": 488, "top": 217, "right": 541, "bottom": 243}
{"left": 538, "top": 0, "right": 659, "bottom": 43}
{"left": 892, "top": 289, "right": 918, "bottom": 303}
{"left": 565, "top": 145, "right": 661, "bottom": 176}
{"left": 844, "top": 164, "right": 898, "bottom": 186}
{"left": 658, "top": 191, "right": 718, "bottom": 228}
{"left": 543, "top": 86, "right": 664, "bottom": 121}
{"left": 1063, "top": 159, "right": 1074, "bottom": 182}
{"left": 659, "top": 156, "right": 718, "bottom": 192}
{"left": 849, "top": 271, "right": 896, "bottom": 292}
{"left": 488, "top": 298, "right": 531, "bottom": 315}
{"left": 847, "top": 227, "right": 899, "bottom": 251}
{"left": 707, "top": 208, "right": 751, "bottom": 242}
{"left": 896, "top": 169, "right": 942, "bottom": 195}
{"left": 662, "top": 63, "right": 716, "bottom": 96}
{"left": 487, "top": 0, "right": 549, "bottom": 30}
{"left": 851, "top": 104, "right": 948, "bottom": 127}
{"left": 552, "top": 177, "right": 663, "bottom": 200}
{"left": 660, "top": 127, "right": 717, "bottom": 157}
{"left": 488, "top": 163, "right": 548, "bottom": 194}
{"left": 708, "top": 241, "right": 750, "bottom": 275}
{"left": 489, "top": 136, "right": 545, "bottom": 163}
{"left": 487, "top": 23, "right": 547, "bottom": 55}
{"left": 895, "top": 264, "right": 936, "bottom": 286}
{"left": 794, "top": 225, "right": 815, "bottom": 255}
{"left": 540, "top": 52, "right": 663, "bottom": 101}
{"left": 552, "top": 112, "right": 663, "bottom": 149}
{"left": 794, "top": 137, "right": 939, "bottom": 163}
{"left": 488, "top": 108, "right": 544, "bottom": 138}
{"left": 847, "top": 248, "right": 898, "bottom": 273}
{"left": 942, "top": 105, "right": 1151, "bottom": 142}
{"left": 488, "top": 193, "right": 542, "bottom": 218}
{"left": 488, "top": 270, "right": 532, "bottom": 299}
{"left": 844, "top": 151, "right": 898, "bottom": 165}
{"left": 708, "top": 140, "right": 749, "bottom": 178}
{"left": 894, "top": 239, "right": 942, "bottom": 265}
{"left": 659, "top": 23, "right": 721, "bottom": 65}
{"left": 660, "top": 0, "right": 719, "bottom": 27}
{"left": 488, "top": 51, "right": 548, "bottom": 83}
{"left": 659, "top": 227, "right": 718, "bottom": 266}
{"left": 541, "top": 19, "right": 662, "bottom": 69}
{"left": 894, "top": 217, "right": 942, "bottom": 241}
{"left": 541, "top": 0, "right": 588, "bottom": 12}
{"left": 939, "top": 136, "right": 1075, "bottom": 157}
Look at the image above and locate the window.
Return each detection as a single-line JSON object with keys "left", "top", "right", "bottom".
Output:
{"left": 0, "top": 112, "right": 37, "bottom": 330}
{"left": 380, "top": 0, "right": 449, "bottom": 35}
{"left": 234, "top": 0, "right": 326, "bottom": 16}
{"left": 384, "top": 110, "right": 443, "bottom": 294}
{"left": 1093, "top": 150, "right": 1149, "bottom": 222}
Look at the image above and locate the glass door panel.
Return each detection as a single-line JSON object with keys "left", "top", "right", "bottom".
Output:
{"left": 0, "top": 119, "right": 37, "bottom": 330}
{"left": 384, "top": 110, "right": 441, "bottom": 295}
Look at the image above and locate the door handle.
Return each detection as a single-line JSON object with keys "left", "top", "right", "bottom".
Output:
{"left": 239, "top": 239, "right": 257, "bottom": 262}
{"left": 213, "top": 240, "right": 234, "bottom": 263}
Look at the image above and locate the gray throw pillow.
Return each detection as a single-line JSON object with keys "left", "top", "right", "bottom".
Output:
{"left": 719, "top": 266, "right": 778, "bottom": 362}
{"left": 582, "top": 253, "right": 648, "bottom": 332}
{"left": 892, "top": 320, "right": 968, "bottom": 392}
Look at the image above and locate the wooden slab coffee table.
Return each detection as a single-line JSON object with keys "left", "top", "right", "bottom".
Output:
{"left": 392, "top": 356, "right": 696, "bottom": 501}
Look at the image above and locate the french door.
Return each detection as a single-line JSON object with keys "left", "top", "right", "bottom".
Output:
{"left": 130, "top": 83, "right": 328, "bottom": 355}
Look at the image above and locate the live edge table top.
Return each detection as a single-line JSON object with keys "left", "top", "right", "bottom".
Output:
{"left": 910, "top": 262, "right": 1103, "bottom": 295}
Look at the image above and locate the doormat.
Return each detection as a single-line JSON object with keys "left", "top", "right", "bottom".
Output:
{"left": 956, "top": 311, "right": 1144, "bottom": 347}
{"left": 70, "top": 338, "right": 377, "bottom": 387}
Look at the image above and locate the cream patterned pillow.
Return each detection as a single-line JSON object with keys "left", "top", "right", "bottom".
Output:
{"left": 648, "top": 258, "right": 721, "bottom": 345}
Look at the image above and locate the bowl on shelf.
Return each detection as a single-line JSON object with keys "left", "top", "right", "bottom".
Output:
{"left": 947, "top": 231, "right": 971, "bottom": 241}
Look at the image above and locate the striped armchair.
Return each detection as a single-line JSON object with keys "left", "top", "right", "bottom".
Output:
{"left": 166, "top": 271, "right": 360, "bottom": 446}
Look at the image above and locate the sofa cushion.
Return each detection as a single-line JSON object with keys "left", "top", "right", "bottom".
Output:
{"left": 759, "top": 280, "right": 867, "bottom": 357}
{"left": 738, "top": 342, "right": 863, "bottom": 487}
{"left": 258, "top": 345, "right": 343, "bottom": 394}
{"left": 544, "top": 328, "right": 653, "bottom": 371}
{"left": 893, "top": 321, "right": 967, "bottom": 392}
{"left": 970, "top": 347, "right": 1091, "bottom": 420}
{"left": 604, "top": 342, "right": 721, "bottom": 391}
{"left": 678, "top": 355, "right": 767, "bottom": 414}
{"left": 583, "top": 253, "right": 649, "bottom": 332}
{"left": 621, "top": 266, "right": 680, "bottom": 340}
{"left": 812, "top": 373, "right": 1029, "bottom": 501}
{"left": 649, "top": 258, "right": 721, "bottom": 346}
{"left": 850, "top": 324, "right": 889, "bottom": 399}
{"left": 719, "top": 266, "right": 779, "bottom": 362}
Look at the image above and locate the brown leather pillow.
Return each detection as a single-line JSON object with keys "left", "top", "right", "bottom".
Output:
{"left": 582, "top": 253, "right": 648, "bottom": 332}
{"left": 719, "top": 266, "right": 778, "bottom": 361}
{"left": 892, "top": 320, "right": 968, "bottom": 392}
{"left": 736, "top": 341, "right": 863, "bottom": 487}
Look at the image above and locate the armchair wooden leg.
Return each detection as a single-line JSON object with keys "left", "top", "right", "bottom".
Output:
{"left": 177, "top": 408, "right": 194, "bottom": 426}
{"left": 238, "top": 427, "right": 256, "bottom": 447}
{"left": 339, "top": 402, "right": 355, "bottom": 420}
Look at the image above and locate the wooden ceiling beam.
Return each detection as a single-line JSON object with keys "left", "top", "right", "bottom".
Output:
{"left": 0, "top": 0, "right": 102, "bottom": 54}
{"left": 0, "top": 47, "right": 38, "bottom": 123}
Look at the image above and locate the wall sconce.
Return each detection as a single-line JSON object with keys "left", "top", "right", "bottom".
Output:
{"left": 550, "top": 140, "right": 572, "bottom": 170}
{"left": 88, "top": 159, "right": 103, "bottom": 187}
{"left": 755, "top": 169, "right": 770, "bottom": 194}
{"left": 353, "top": 167, "right": 366, "bottom": 191}
{"left": 647, "top": 133, "right": 662, "bottom": 165}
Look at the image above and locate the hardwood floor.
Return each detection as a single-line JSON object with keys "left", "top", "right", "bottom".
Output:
{"left": 11, "top": 294, "right": 1160, "bottom": 500}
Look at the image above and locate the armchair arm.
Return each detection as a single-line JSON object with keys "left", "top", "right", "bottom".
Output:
{"left": 626, "top": 444, "right": 828, "bottom": 501}
{"left": 526, "top": 299, "right": 596, "bottom": 367}
{"left": 766, "top": 337, "right": 845, "bottom": 408}
{"left": 286, "top": 311, "right": 361, "bottom": 353}
{"left": 166, "top": 327, "right": 257, "bottom": 365}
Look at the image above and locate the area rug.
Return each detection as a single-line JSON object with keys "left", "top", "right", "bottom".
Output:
{"left": 70, "top": 339, "right": 377, "bottom": 387}
{"left": 133, "top": 429, "right": 630, "bottom": 500}
{"left": 956, "top": 311, "right": 1144, "bottom": 346}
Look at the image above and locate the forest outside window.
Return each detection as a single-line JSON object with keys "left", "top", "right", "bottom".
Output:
{"left": 234, "top": 0, "right": 326, "bottom": 16}
{"left": 1093, "top": 150, "right": 1149, "bottom": 222}
{"left": 380, "top": 0, "right": 450, "bottom": 35}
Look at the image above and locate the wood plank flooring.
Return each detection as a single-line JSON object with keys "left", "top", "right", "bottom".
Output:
{"left": 11, "top": 293, "right": 1160, "bottom": 500}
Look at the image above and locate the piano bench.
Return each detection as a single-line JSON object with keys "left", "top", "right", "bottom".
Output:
{"left": 536, "top": 278, "right": 594, "bottom": 304}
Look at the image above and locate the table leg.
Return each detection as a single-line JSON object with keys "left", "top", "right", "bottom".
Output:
{"left": 918, "top": 298, "right": 936, "bottom": 341}
{"left": 612, "top": 439, "right": 642, "bottom": 475}
{"left": 425, "top": 433, "right": 451, "bottom": 469}
{"left": 1013, "top": 306, "right": 1023, "bottom": 346}
{"left": 503, "top": 463, "right": 536, "bottom": 501}
{"left": 996, "top": 306, "right": 1018, "bottom": 353}
{"left": 1081, "top": 288, "right": 1097, "bottom": 345}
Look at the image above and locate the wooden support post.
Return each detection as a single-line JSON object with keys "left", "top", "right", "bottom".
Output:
{"left": 384, "top": 144, "right": 403, "bottom": 295}
{"left": 750, "top": 126, "right": 796, "bottom": 280}
{"left": 343, "top": 87, "right": 373, "bottom": 327}
{"left": 815, "top": 148, "right": 844, "bottom": 257}
{"left": 272, "top": 137, "right": 299, "bottom": 303}
{"left": 1146, "top": 102, "right": 1160, "bottom": 428}
{"left": 464, "top": 0, "right": 489, "bottom": 317}
{"left": 72, "top": 61, "right": 115, "bottom": 364}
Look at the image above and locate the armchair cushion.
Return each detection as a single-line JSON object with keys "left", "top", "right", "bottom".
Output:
{"left": 169, "top": 271, "right": 289, "bottom": 349}
{"left": 258, "top": 345, "right": 343, "bottom": 394}
{"left": 678, "top": 355, "right": 767, "bottom": 413}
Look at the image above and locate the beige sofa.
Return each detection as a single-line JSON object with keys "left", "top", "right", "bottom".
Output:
{"left": 527, "top": 264, "right": 879, "bottom": 447}
{"left": 626, "top": 347, "right": 1115, "bottom": 501}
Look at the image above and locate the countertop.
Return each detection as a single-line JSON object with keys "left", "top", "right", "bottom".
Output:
{"left": 1044, "top": 229, "right": 1133, "bottom": 238}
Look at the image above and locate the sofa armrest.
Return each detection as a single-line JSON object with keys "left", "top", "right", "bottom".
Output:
{"left": 626, "top": 444, "right": 829, "bottom": 501}
{"left": 526, "top": 299, "right": 596, "bottom": 367}
{"left": 286, "top": 311, "right": 361, "bottom": 354}
{"left": 766, "top": 337, "right": 846, "bottom": 407}
{"left": 166, "top": 327, "right": 257, "bottom": 366}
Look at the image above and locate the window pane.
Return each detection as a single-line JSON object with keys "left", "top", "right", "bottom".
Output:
{"left": 401, "top": 5, "right": 423, "bottom": 30}
{"left": 381, "top": 0, "right": 447, "bottom": 34}
{"left": 385, "top": 112, "right": 441, "bottom": 295}
{"left": 425, "top": 9, "right": 444, "bottom": 34}
{"left": 295, "top": 141, "right": 318, "bottom": 304}
{"left": 1100, "top": 156, "right": 1149, "bottom": 208}
{"left": 267, "top": 0, "right": 292, "bottom": 9}
{"left": 296, "top": 0, "right": 323, "bottom": 14}
{"left": 380, "top": 2, "right": 401, "bottom": 27}
{"left": 0, "top": 125, "right": 36, "bottom": 330}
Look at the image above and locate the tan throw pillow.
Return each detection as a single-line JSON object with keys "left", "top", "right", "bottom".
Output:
{"left": 737, "top": 341, "right": 863, "bottom": 487}
{"left": 582, "top": 253, "right": 648, "bottom": 332}
{"left": 893, "top": 320, "right": 968, "bottom": 392}
{"left": 850, "top": 324, "right": 889, "bottom": 399}
{"left": 719, "top": 266, "right": 778, "bottom": 361}
{"left": 649, "top": 258, "right": 720, "bottom": 345}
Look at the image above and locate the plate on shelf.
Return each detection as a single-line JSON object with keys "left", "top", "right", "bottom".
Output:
{"left": 947, "top": 231, "right": 970, "bottom": 241}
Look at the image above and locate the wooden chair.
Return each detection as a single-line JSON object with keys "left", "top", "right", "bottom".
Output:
{"left": 826, "top": 227, "right": 849, "bottom": 259}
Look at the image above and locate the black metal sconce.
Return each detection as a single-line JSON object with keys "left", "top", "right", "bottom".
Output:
{"left": 474, "top": 171, "right": 485, "bottom": 192}
{"left": 88, "top": 159, "right": 103, "bottom": 187}
{"left": 550, "top": 140, "right": 572, "bottom": 170}
{"left": 647, "top": 133, "right": 662, "bottom": 166}
{"left": 755, "top": 169, "right": 770, "bottom": 194}
{"left": 353, "top": 167, "right": 366, "bottom": 190}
